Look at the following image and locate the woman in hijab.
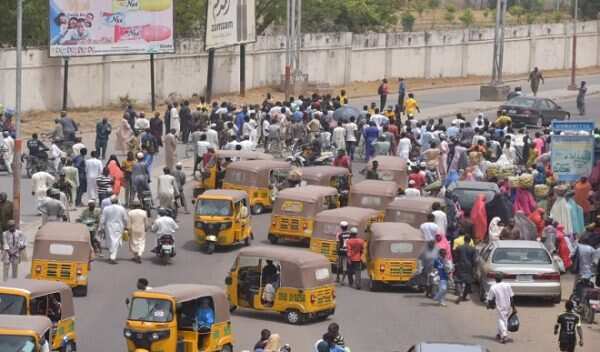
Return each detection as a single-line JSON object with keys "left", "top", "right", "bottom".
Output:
{"left": 488, "top": 217, "right": 504, "bottom": 242}
{"left": 470, "top": 194, "right": 488, "bottom": 241}
{"left": 574, "top": 176, "right": 592, "bottom": 216}
{"left": 513, "top": 188, "right": 537, "bottom": 216}
{"left": 528, "top": 208, "right": 545, "bottom": 238}
{"left": 106, "top": 155, "right": 124, "bottom": 197}
{"left": 435, "top": 233, "right": 452, "bottom": 262}
{"left": 555, "top": 224, "right": 573, "bottom": 270}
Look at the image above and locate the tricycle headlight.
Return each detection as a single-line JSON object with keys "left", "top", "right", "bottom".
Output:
{"left": 151, "top": 332, "right": 160, "bottom": 340}
{"left": 124, "top": 329, "right": 132, "bottom": 338}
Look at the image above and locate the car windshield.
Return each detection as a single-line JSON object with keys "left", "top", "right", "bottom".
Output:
{"left": 507, "top": 97, "right": 536, "bottom": 108}
{"left": 0, "top": 294, "right": 26, "bottom": 315}
{"left": 492, "top": 248, "right": 551, "bottom": 265}
{"left": 128, "top": 298, "right": 173, "bottom": 323}
{"left": 196, "top": 199, "right": 232, "bottom": 216}
{"left": 0, "top": 335, "right": 36, "bottom": 352}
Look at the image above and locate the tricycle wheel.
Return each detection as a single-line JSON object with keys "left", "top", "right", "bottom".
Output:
{"left": 61, "top": 341, "right": 75, "bottom": 352}
{"left": 284, "top": 309, "right": 304, "bottom": 325}
{"left": 205, "top": 242, "right": 216, "bottom": 254}
{"left": 244, "top": 236, "right": 251, "bottom": 246}
{"left": 268, "top": 234, "right": 278, "bottom": 245}
{"left": 229, "top": 305, "right": 237, "bottom": 313}
{"left": 221, "top": 344, "right": 233, "bottom": 352}
{"left": 369, "top": 279, "right": 381, "bottom": 292}
{"left": 73, "top": 285, "right": 88, "bottom": 297}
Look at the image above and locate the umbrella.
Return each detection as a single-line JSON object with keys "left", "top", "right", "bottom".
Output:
{"left": 333, "top": 106, "right": 361, "bottom": 123}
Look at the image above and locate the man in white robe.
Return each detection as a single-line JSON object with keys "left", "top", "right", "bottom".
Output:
{"left": 31, "top": 171, "right": 55, "bottom": 209}
{"left": 127, "top": 200, "right": 148, "bottom": 263}
{"left": 99, "top": 196, "right": 128, "bottom": 264}
{"left": 486, "top": 272, "right": 516, "bottom": 344}
{"left": 85, "top": 151, "right": 103, "bottom": 203}
{"left": 2, "top": 132, "right": 13, "bottom": 173}
{"left": 157, "top": 168, "right": 179, "bottom": 209}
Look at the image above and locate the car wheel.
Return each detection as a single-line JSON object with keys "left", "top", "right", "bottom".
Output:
{"left": 268, "top": 234, "right": 278, "bottom": 245}
{"left": 552, "top": 295, "right": 562, "bottom": 305}
{"left": 285, "top": 309, "right": 304, "bottom": 324}
{"left": 221, "top": 344, "right": 233, "bottom": 352}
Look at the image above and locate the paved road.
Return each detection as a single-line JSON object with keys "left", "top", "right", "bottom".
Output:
{"left": 2, "top": 90, "right": 600, "bottom": 352}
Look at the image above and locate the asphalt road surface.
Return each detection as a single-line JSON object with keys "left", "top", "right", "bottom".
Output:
{"left": 2, "top": 83, "right": 600, "bottom": 352}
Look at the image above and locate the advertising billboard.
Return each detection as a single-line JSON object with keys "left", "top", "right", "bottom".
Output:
{"left": 205, "top": 0, "right": 256, "bottom": 50}
{"left": 49, "top": 0, "right": 175, "bottom": 57}
{"left": 551, "top": 135, "right": 595, "bottom": 182}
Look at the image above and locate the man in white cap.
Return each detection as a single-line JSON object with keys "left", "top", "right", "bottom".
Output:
{"left": 99, "top": 196, "right": 128, "bottom": 264}
{"left": 127, "top": 199, "right": 148, "bottom": 263}
{"left": 404, "top": 180, "right": 421, "bottom": 197}
{"left": 157, "top": 167, "right": 179, "bottom": 210}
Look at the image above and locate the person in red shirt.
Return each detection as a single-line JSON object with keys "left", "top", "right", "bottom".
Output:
{"left": 528, "top": 208, "right": 545, "bottom": 239}
{"left": 332, "top": 149, "right": 351, "bottom": 173}
{"left": 346, "top": 227, "right": 365, "bottom": 290}
{"left": 408, "top": 167, "right": 425, "bottom": 190}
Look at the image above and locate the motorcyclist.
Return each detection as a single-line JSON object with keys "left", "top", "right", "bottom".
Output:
{"left": 27, "top": 133, "right": 49, "bottom": 170}
{"left": 78, "top": 199, "right": 102, "bottom": 255}
{"left": 151, "top": 207, "right": 179, "bottom": 253}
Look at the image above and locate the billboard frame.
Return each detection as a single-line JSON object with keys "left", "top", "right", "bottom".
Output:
{"left": 203, "top": 0, "right": 257, "bottom": 51}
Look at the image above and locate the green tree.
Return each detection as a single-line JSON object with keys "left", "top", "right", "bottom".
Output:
{"left": 459, "top": 8, "right": 475, "bottom": 27}
{"left": 551, "top": 10, "right": 563, "bottom": 22}
{"left": 174, "top": 0, "right": 206, "bottom": 38}
{"left": 428, "top": 0, "right": 441, "bottom": 10}
{"left": 444, "top": 4, "right": 457, "bottom": 24}
{"left": 579, "top": 0, "right": 600, "bottom": 20}
{"left": 413, "top": 1, "right": 427, "bottom": 17}
{"left": 525, "top": 11, "right": 538, "bottom": 24}
{"left": 0, "top": 0, "right": 48, "bottom": 47}
{"left": 508, "top": 4, "right": 526, "bottom": 24}
{"left": 401, "top": 11, "right": 416, "bottom": 31}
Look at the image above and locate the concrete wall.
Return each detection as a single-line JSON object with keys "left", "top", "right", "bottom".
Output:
{"left": 1, "top": 20, "right": 599, "bottom": 111}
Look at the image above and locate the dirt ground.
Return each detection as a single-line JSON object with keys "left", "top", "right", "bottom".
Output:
{"left": 21, "top": 66, "right": 600, "bottom": 136}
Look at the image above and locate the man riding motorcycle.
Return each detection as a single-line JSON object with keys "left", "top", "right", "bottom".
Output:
{"left": 27, "top": 133, "right": 50, "bottom": 169}
{"left": 151, "top": 208, "right": 179, "bottom": 254}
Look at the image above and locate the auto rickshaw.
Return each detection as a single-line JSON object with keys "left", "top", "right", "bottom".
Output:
{"left": 0, "top": 279, "right": 76, "bottom": 351}
{"left": 194, "top": 151, "right": 275, "bottom": 198}
{"left": 268, "top": 185, "right": 339, "bottom": 245}
{"left": 384, "top": 197, "right": 445, "bottom": 228}
{"left": 124, "top": 284, "right": 233, "bottom": 352}
{"left": 299, "top": 166, "right": 351, "bottom": 205}
{"left": 194, "top": 190, "right": 252, "bottom": 254}
{"left": 348, "top": 180, "right": 397, "bottom": 215}
{"left": 370, "top": 156, "right": 408, "bottom": 190}
{"left": 226, "top": 246, "right": 335, "bottom": 324}
{"left": 223, "top": 160, "right": 292, "bottom": 214}
{"left": 367, "top": 222, "right": 426, "bottom": 291}
{"left": 0, "top": 315, "right": 53, "bottom": 352}
{"left": 30, "top": 223, "right": 93, "bottom": 297}
{"left": 310, "top": 206, "right": 383, "bottom": 263}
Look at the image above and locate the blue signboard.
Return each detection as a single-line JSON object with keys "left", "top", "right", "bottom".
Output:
{"left": 551, "top": 121, "right": 595, "bottom": 133}
{"left": 551, "top": 135, "right": 595, "bottom": 182}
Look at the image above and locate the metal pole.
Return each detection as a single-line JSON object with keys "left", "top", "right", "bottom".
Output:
{"left": 206, "top": 48, "right": 215, "bottom": 102}
{"left": 497, "top": 0, "right": 507, "bottom": 84}
{"left": 240, "top": 44, "right": 246, "bottom": 96}
{"left": 150, "top": 54, "right": 156, "bottom": 111}
{"left": 568, "top": 0, "right": 578, "bottom": 90}
{"left": 491, "top": 0, "right": 501, "bottom": 84}
{"left": 295, "top": 0, "right": 302, "bottom": 73}
{"left": 284, "top": 0, "right": 292, "bottom": 99}
{"left": 13, "top": 0, "right": 23, "bottom": 228}
{"left": 62, "top": 58, "right": 69, "bottom": 111}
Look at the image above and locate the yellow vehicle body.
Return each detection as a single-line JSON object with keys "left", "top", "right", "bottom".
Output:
{"left": 367, "top": 223, "right": 426, "bottom": 291}
{"left": 30, "top": 223, "right": 93, "bottom": 297}
{"left": 0, "top": 279, "right": 77, "bottom": 351}
{"left": 223, "top": 160, "right": 292, "bottom": 214}
{"left": 226, "top": 247, "right": 336, "bottom": 324}
{"left": 125, "top": 284, "right": 233, "bottom": 352}
{"left": 0, "top": 315, "right": 53, "bottom": 352}
{"left": 348, "top": 180, "right": 398, "bottom": 217}
{"left": 194, "top": 165, "right": 218, "bottom": 197}
{"left": 310, "top": 207, "right": 383, "bottom": 263}
{"left": 194, "top": 190, "right": 253, "bottom": 248}
{"left": 268, "top": 186, "right": 339, "bottom": 245}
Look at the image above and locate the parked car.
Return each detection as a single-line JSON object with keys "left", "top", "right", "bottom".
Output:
{"left": 498, "top": 96, "right": 570, "bottom": 128}
{"left": 475, "top": 240, "right": 562, "bottom": 304}
{"left": 407, "top": 342, "right": 489, "bottom": 352}
{"left": 447, "top": 181, "right": 499, "bottom": 214}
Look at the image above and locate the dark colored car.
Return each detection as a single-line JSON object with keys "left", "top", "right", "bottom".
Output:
{"left": 447, "top": 181, "right": 500, "bottom": 214}
{"left": 498, "top": 96, "right": 570, "bottom": 128}
{"left": 407, "top": 342, "right": 489, "bottom": 352}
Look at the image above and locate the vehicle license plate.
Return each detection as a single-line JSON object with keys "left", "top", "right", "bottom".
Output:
{"left": 517, "top": 274, "right": 532, "bottom": 281}
{"left": 162, "top": 245, "right": 173, "bottom": 250}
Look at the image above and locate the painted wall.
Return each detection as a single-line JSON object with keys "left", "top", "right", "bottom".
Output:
{"left": 0, "top": 21, "right": 598, "bottom": 111}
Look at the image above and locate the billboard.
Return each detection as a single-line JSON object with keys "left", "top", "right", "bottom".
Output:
{"left": 551, "top": 135, "right": 595, "bottom": 182}
{"left": 49, "top": 0, "right": 175, "bottom": 57}
{"left": 205, "top": 0, "right": 256, "bottom": 50}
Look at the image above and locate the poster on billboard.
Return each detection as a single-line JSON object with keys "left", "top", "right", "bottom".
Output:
{"left": 205, "top": 0, "right": 256, "bottom": 50}
{"left": 551, "top": 135, "right": 595, "bottom": 182}
{"left": 48, "top": 0, "right": 175, "bottom": 57}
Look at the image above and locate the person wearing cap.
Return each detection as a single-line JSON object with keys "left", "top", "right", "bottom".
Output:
{"left": 157, "top": 167, "right": 179, "bottom": 210}
{"left": 78, "top": 199, "right": 102, "bottom": 255}
{"left": 206, "top": 123, "right": 219, "bottom": 149}
{"left": 404, "top": 180, "right": 421, "bottom": 197}
{"left": 127, "top": 199, "right": 148, "bottom": 263}
{"left": 130, "top": 152, "right": 150, "bottom": 204}
{"left": 486, "top": 272, "right": 516, "bottom": 344}
{"left": 346, "top": 227, "right": 365, "bottom": 290}
{"left": 2, "top": 220, "right": 26, "bottom": 281}
{"left": 100, "top": 196, "right": 128, "bottom": 264}
{"left": 173, "top": 163, "right": 190, "bottom": 214}
{"left": 336, "top": 221, "right": 351, "bottom": 284}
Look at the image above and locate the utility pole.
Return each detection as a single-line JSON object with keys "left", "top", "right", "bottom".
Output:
{"left": 284, "top": 0, "right": 302, "bottom": 99}
{"left": 481, "top": 0, "right": 510, "bottom": 100}
{"left": 568, "top": 0, "right": 578, "bottom": 90}
{"left": 14, "top": 0, "right": 23, "bottom": 228}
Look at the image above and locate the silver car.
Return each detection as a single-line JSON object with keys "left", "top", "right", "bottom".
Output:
{"left": 476, "top": 240, "right": 562, "bottom": 304}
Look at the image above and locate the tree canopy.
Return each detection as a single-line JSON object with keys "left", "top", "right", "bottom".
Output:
{"left": 1, "top": 0, "right": 401, "bottom": 48}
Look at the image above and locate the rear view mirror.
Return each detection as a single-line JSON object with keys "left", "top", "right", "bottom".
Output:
{"left": 225, "top": 276, "right": 232, "bottom": 285}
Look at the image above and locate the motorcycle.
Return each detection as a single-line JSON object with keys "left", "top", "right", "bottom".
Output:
{"left": 285, "top": 148, "right": 334, "bottom": 167}
{"left": 156, "top": 234, "right": 176, "bottom": 265}
{"left": 199, "top": 222, "right": 222, "bottom": 254}
{"left": 570, "top": 278, "right": 600, "bottom": 323}
{"left": 141, "top": 190, "right": 154, "bottom": 217}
